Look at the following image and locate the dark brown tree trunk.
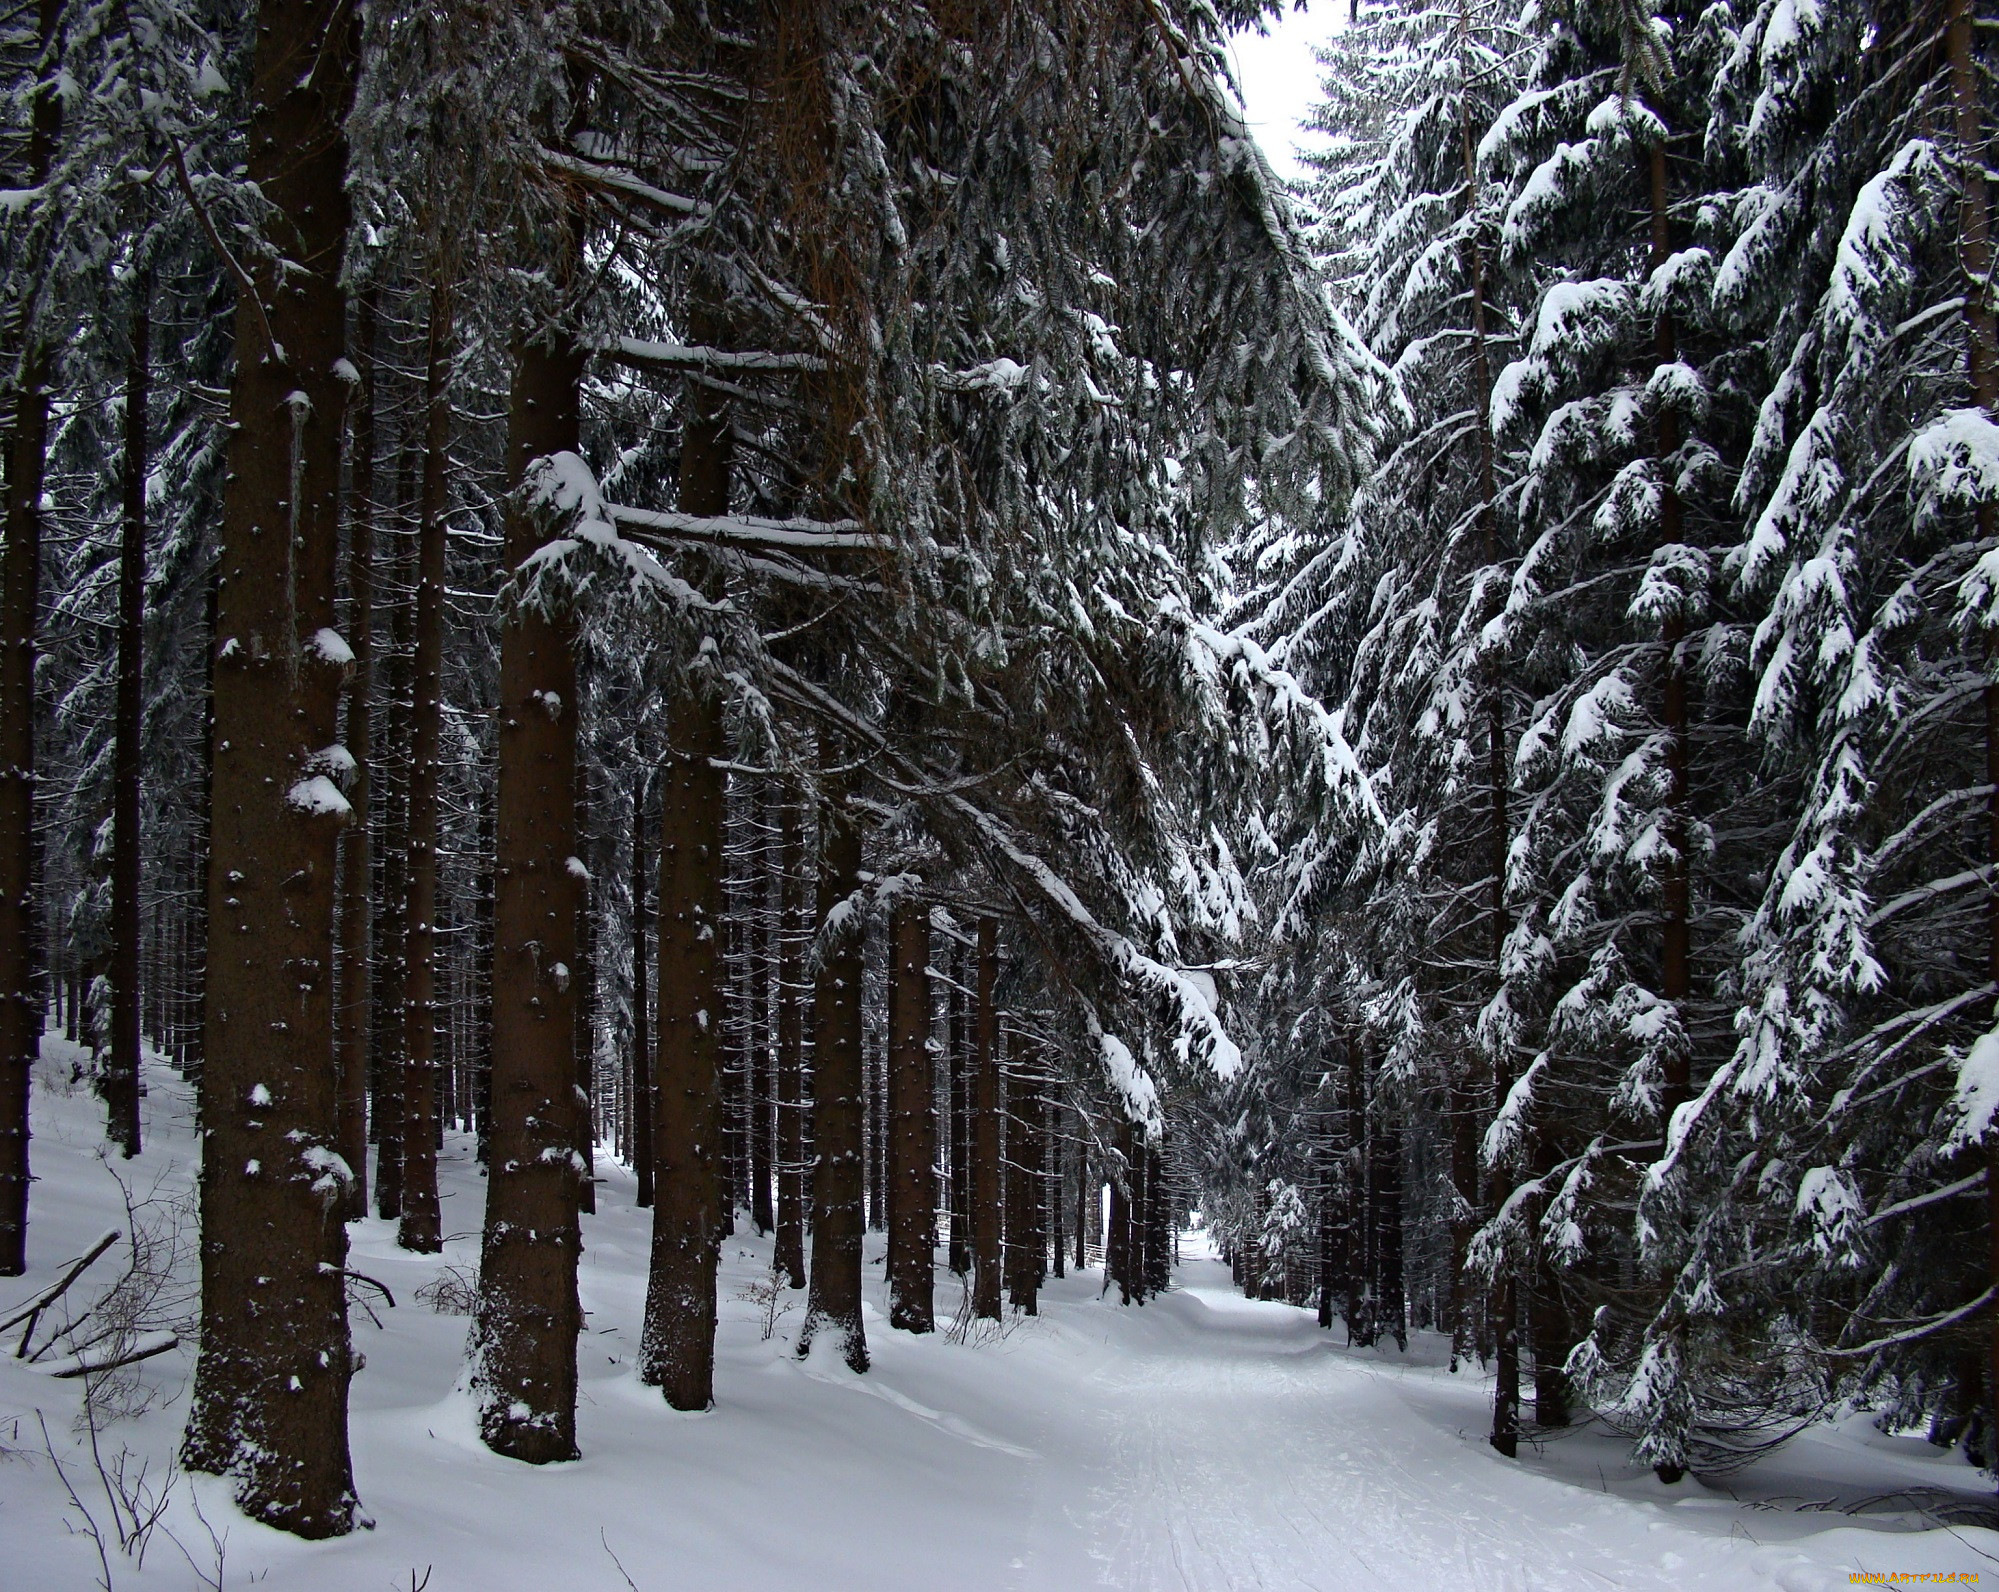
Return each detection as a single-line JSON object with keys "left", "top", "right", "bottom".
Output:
{"left": 640, "top": 687, "right": 725, "bottom": 1408}
{"left": 0, "top": 0, "right": 62, "bottom": 1277}
{"left": 774, "top": 784, "right": 807, "bottom": 1288}
{"left": 1317, "top": 1129, "right": 1340, "bottom": 1330}
{"left": 1008, "top": 1038, "right": 1043, "bottom": 1314}
{"left": 472, "top": 778, "right": 494, "bottom": 1164}
{"left": 334, "top": 286, "right": 378, "bottom": 1220}
{"left": 630, "top": 779, "right": 653, "bottom": 1208}
{"left": 372, "top": 488, "right": 412, "bottom": 1221}
{"left": 469, "top": 314, "right": 587, "bottom": 1464}
{"left": 749, "top": 785, "right": 775, "bottom": 1235}
{"left": 1346, "top": 1042, "right": 1371, "bottom": 1343}
{"left": 1109, "top": 1135, "right": 1130, "bottom": 1300}
{"left": 574, "top": 770, "right": 597, "bottom": 1216}
{"left": 106, "top": 270, "right": 149, "bottom": 1159}
{"left": 949, "top": 939, "right": 971, "bottom": 1274}
{"left": 1372, "top": 1107, "right": 1405, "bottom": 1348}
{"left": 799, "top": 760, "right": 867, "bottom": 1371}
{"left": 887, "top": 894, "right": 934, "bottom": 1331}
{"left": 970, "top": 917, "right": 1002, "bottom": 1319}
{"left": 398, "top": 280, "right": 453, "bottom": 1254}
{"left": 180, "top": 0, "right": 360, "bottom": 1535}
{"left": 1046, "top": 1089, "right": 1063, "bottom": 1280}
{"left": 1531, "top": 1254, "right": 1574, "bottom": 1428}
{"left": 1075, "top": 1109, "right": 1090, "bottom": 1271}
{"left": 639, "top": 337, "right": 732, "bottom": 1407}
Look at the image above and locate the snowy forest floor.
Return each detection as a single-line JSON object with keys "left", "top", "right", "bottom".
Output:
{"left": 4, "top": 1042, "right": 1998, "bottom": 1591}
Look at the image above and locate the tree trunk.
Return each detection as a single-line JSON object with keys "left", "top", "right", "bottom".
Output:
{"left": 398, "top": 280, "right": 453, "bottom": 1254}
{"left": 372, "top": 487, "right": 412, "bottom": 1221}
{"left": 949, "top": 938, "right": 971, "bottom": 1274}
{"left": 574, "top": 768, "right": 597, "bottom": 1216}
{"left": 334, "top": 285, "right": 378, "bottom": 1219}
{"left": 469, "top": 315, "right": 587, "bottom": 1464}
{"left": 630, "top": 779, "right": 653, "bottom": 1207}
{"left": 970, "top": 916, "right": 1002, "bottom": 1319}
{"left": 799, "top": 760, "right": 867, "bottom": 1371}
{"left": 639, "top": 333, "right": 732, "bottom": 1407}
{"left": 887, "top": 895, "right": 934, "bottom": 1331}
{"left": 0, "top": 0, "right": 61, "bottom": 1277}
{"left": 1372, "top": 1105, "right": 1405, "bottom": 1350}
{"left": 1008, "top": 1037, "right": 1044, "bottom": 1314}
{"left": 640, "top": 687, "right": 725, "bottom": 1408}
{"left": 774, "top": 783, "right": 808, "bottom": 1288}
{"left": 106, "top": 269, "right": 149, "bottom": 1159}
{"left": 1046, "top": 1088, "right": 1063, "bottom": 1280}
{"left": 1075, "top": 1109, "right": 1090, "bottom": 1271}
{"left": 749, "top": 782, "right": 775, "bottom": 1235}
{"left": 472, "top": 777, "right": 494, "bottom": 1164}
{"left": 180, "top": 0, "right": 360, "bottom": 1535}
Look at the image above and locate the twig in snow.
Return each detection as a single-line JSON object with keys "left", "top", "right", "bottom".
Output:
{"left": 601, "top": 1529, "right": 642, "bottom": 1591}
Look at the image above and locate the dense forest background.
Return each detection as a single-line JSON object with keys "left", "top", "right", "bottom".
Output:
{"left": 0, "top": 0, "right": 1996, "bottom": 1552}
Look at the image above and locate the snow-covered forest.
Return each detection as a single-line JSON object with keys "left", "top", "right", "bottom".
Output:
{"left": 3, "top": 0, "right": 1999, "bottom": 1585}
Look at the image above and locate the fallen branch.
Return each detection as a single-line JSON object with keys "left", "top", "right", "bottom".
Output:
{"left": 5, "top": 1230, "right": 121, "bottom": 1352}
{"left": 36, "top": 1330, "right": 180, "bottom": 1379}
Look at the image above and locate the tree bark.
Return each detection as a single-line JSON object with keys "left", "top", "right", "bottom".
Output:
{"left": 333, "top": 285, "right": 378, "bottom": 1220}
{"left": 1007, "top": 1036, "right": 1044, "bottom": 1314}
{"left": 398, "top": 280, "right": 453, "bottom": 1254}
{"left": 751, "top": 784, "right": 775, "bottom": 1232}
{"left": 574, "top": 769, "right": 597, "bottom": 1216}
{"left": 799, "top": 760, "right": 867, "bottom": 1371}
{"left": 774, "top": 783, "right": 808, "bottom": 1288}
{"left": 970, "top": 917, "right": 1002, "bottom": 1319}
{"left": 949, "top": 938, "right": 971, "bottom": 1274}
{"left": 630, "top": 779, "right": 653, "bottom": 1207}
{"left": 106, "top": 269, "right": 149, "bottom": 1159}
{"left": 180, "top": 0, "right": 361, "bottom": 1535}
{"left": 469, "top": 316, "right": 587, "bottom": 1464}
{"left": 0, "top": 0, "right": 62, "bottom": 1277}
{"left": 639, "top": 332, "right": 733, "bottom": 1407}
{"left": 887, "top": 895, "right": 934, "bottom": 1331}
{"left": 371, "top": 486, "right": 412, "bottom": 1220}
{"left": 640, "top": 686, "right": 725, "bottom": 1408}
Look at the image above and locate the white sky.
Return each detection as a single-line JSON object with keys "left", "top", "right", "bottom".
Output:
{"left": 1224, "top": 4, "right": 1345, "bottom": 182}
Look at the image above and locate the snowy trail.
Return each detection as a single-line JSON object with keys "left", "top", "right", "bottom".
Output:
{"left": 5, "top": 1051, "right": 1997, "bottom": 1591}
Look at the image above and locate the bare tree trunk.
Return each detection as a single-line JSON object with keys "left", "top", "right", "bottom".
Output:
{"left": 949, "top": 939, "right": 971, "bottom": 1274}
{"left": 372, "top": 491, "right": 412, "bottom": 1221}
{"left": 472, "top": 778, "right": 493, "bottom": 1164}
{"left": 106, "top": 269, "right": 149, "bottom": 1159}
{"left": 398, "top": 280, "right": 453, "bottom": 1254}
{"left": 749, "top": 782, "right": 775, "bottom": 1234}
{"left": 887, "top": 895, "right": 933, "bottom": 1331}
{"left": 970, "top": 917, "right": 1002, "bottom": 1319}
{"left": 574, "top": 768, "right": 597, "bottom": 1216}
{"left": 469, "top": 312, "right": 586, "bottom": 1463}
{"left": 180, "top": 0, "right": 360, "bottom": 1535}
{"left": 630, "top": 779, "right": 653, "bottom": 1207}
{"left": 334, "top": 286, "right": 378, "bottom": 1219}
{"left": 1008, "top": 1036, "right": 1043, "bottom": 1314}
{"left": 1075, "top": 1108, "right": 1090, "bottom": 1271}
{"left": 0, "top": 0, "right": 61, "bottom": 1276}
{"left": 774, "top": 783, "right": 807, "bottom": 1288}
{"left": 799, "top": 758, "right": 867, "bottom": 1371}
{"left": 639, "top": 335, "right": 731, "bottom": 1406}
{"left": 641, "top": 686, "right": 724, "bottom": 1408}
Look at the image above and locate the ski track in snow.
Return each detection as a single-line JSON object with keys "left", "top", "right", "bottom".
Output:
{"left": 3, "top": 1042, "right": 1995, "bottom": 1591}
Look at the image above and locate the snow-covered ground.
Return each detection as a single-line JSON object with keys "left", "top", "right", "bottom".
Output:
{"left": 5, "top": 1038, "right": 1997, "bottom": 1591}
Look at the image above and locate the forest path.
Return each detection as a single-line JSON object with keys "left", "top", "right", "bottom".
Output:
{"left": 3, "top": 1054, "right": 1994, "bottom": 1592}
{"left": 1029, "top": 1257, "right": 1995, "bottom": 1592}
